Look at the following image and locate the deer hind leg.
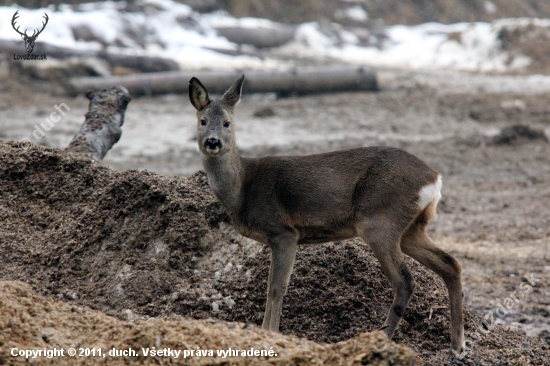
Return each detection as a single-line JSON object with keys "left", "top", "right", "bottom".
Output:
{"left": 400, "top": 211, "right": 465, "bottom": 352}
{"left": 261, "top": 232, "right": 298, "bottom": 332}
{"left": 360, "top": 225, "right": 416, "bottom": 340}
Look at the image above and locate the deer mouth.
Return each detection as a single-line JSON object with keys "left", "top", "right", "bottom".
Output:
{"left": 203, "top": 138, "right": 222, "bottom": 155}
{"left": 205, "top": 146, "right": 220, "bottom": 154}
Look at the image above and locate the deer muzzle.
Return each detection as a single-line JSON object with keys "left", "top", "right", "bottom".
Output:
{"left": 204, "top": 137, "right": 222, "bottom": 152}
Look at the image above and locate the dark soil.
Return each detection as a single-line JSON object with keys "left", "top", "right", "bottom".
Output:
{"left": 1, "top": 141, "right": 548, "bottom": 365}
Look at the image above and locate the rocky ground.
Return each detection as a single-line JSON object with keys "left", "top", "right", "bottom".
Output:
{"left": 1, "top": 68, "right": 550, "bottom": 365}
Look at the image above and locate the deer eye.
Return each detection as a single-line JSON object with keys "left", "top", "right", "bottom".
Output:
{"left": 223, "top": 121, "right": 231, "bottom": 128}
{"left": 200, "top": 119, "right": 207, "bottom": 126}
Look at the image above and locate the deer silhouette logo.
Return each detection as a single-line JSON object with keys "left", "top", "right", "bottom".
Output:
{"left": 11, "top": 10, "right": 49, "bottom": 54}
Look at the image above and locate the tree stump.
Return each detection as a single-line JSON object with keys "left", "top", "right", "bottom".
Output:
{"left": 65, "top": 86, "right": 131, "bottom": 162}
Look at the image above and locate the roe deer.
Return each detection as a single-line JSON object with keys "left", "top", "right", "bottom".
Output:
{"left": 189, "top": 75, "right": 465, "bottom": 352}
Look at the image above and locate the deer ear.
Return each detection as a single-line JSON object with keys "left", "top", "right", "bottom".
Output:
{"left": 189, "top": 77, "right": 210, "bottom": 111}
{"left": 222, "top": 75, "right": 245, "bottom": 108}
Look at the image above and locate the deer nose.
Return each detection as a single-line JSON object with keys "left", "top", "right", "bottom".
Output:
{"left": 204, "top": 138, "right": 222, "bottom": 150}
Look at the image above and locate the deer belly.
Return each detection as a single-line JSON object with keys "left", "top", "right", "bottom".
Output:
{"left": 235, "top": 223, "right": 269, "bottom": 244}
{"left": 297, "top": 227, "right": 356, "bottom": 244}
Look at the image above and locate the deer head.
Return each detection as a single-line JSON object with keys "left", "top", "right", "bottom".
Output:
{"left": 190, "top": 75, "right": 244, "bottom": 158}
{"left": 12, "top": 11, "right": 49, "bottom": 54}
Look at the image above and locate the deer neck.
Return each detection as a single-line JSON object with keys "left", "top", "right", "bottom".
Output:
{"left": 201, "top": 147, "right": 244, "bottom": 214}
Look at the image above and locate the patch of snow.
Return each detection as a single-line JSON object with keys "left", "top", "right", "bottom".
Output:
{"left": 0, "top": 1, "right": 275, "bottom": 70}
{"left": 484, "top": 1, "right": 497, "bottom": 14}
{"left": 0, "top": 0, "right": 547, "bottom": 73}
{"left": 335, "top": 6, "right": 368, "bottom": 22}
{"left": 281, "top": 20, "right": 538, "bottom": 72}
{"left": 205, "top": 13, "right": 283, "bottom": 29}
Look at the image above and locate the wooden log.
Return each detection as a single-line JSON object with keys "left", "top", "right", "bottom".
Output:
{"left": 65, "top": 86, "right": 131, "bottom": 162}
{"left": 0, "top": 40, "right": 178, "bottom": 73}
{"left": 67, "top": 66, "right": 378, "bottom": 96}
{"left": 202, "top": 46, "right": 261, "bottom": 58}
{"left": 0, "top": 39, "right": 96, "bottom": 58}
{"left": 102, "top": 53, "right": 179, "bottom": 73}
{"left": 214, "top": 25, "right": 296, "bottom": 48}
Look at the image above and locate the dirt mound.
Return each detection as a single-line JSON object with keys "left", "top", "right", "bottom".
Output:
{"left": 0, "top": 140, "right": 226, "bottom": 318}
{"left": 0, "top": 141, "right": 548, "bottom": 365}
{"left": 0, "top": 281, "right": 419, "bottom": 365}
{"left": 491, "top": 124, "right": 549, "bottom": 146}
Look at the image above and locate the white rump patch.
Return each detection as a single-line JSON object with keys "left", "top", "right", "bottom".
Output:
{"left": 418, "top": 175, "right": 442, "bottom": 210}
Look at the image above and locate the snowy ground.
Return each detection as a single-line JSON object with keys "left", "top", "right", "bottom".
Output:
{"left": 2, "top": 0, "right": 550, "bottom": 73}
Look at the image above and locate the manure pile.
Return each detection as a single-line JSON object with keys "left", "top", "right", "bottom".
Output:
{"left": 0, "top": 141, "right": 548, "bottom": 365}
{"left": 0, "top": 281, "right": 419, "bottom": 365}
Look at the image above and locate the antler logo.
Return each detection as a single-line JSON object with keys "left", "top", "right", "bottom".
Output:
{"left": 11, "top": 10, "right": 49, "bottom": 54}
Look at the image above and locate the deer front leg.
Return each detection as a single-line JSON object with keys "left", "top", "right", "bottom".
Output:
{"left": 262, "top": 233, "right": 298, "bottom": 332}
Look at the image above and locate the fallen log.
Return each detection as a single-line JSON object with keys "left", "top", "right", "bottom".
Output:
{"left": 67, "top": 65, "right": 378, "bottom": 96}
{"left": 202, "top": 46, "right": 262, "bottom": 58}
{"left": 0, "top": 40, "right": 179, "bottom": 73}
{"left": 214, "top": 25, "right": 296, "bottom": 48}
{"left": 0, "top": 39, "right": 96, "bottom": 58}
{"left": 102, "top": 52, "right": 179, "bottom": 73}
{"left": 65, "top": 86, "right": 131, "bottom": 162}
